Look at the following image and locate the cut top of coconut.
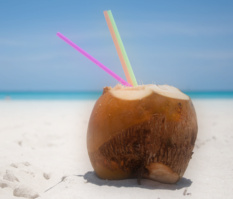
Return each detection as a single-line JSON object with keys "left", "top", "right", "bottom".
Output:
{"left": 109, "top": 84, "right": 189, "bottom": 101}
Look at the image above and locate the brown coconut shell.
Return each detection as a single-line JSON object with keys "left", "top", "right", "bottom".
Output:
{"left": 87, "top": 85, "right": 198, "bottom": 183}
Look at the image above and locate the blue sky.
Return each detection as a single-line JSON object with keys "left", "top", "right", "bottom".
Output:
{"left": 0, "top": 0, "right": 233, "bottom": 91}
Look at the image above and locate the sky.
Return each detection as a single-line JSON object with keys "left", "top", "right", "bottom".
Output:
{"left": 0, "top": 0, "right": 233, "bottom": 92}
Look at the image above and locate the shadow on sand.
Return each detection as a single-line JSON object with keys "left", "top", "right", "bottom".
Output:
{"left": 77, "top": 171, "right": 192, "bottom": 190}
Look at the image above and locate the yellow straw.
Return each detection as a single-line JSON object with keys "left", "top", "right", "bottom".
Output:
{"left": 103, "top": 11, "right": 133, "bottom": 86}
{"left": 104, "top": 10, "right": 138, "bottom": 86}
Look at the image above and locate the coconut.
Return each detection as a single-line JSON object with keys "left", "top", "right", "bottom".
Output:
{"left": 87, "top": 84, "right": 198, "bottom": 184}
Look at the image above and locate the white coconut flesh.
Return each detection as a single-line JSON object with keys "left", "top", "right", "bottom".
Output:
{"left": 109, "top": 84, "right": 189, "bottom": 101}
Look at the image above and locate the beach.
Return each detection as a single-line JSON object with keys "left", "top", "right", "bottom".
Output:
{"left": 0, "top": 98, "right": 233, "bottom": 199}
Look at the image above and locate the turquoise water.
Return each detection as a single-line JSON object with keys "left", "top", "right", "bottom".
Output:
{"left": 186, "top": 91, "right": 233, "bottom": 99}
{"left": 0, "top": 91, "right": 102, "bottom": 100}
{"left": 0, "top": 91, "right": 233, "bottom": 100}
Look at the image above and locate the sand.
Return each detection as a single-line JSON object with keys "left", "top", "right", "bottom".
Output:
{"left": 0, "top": 98, "right": 233, "bottom": 199}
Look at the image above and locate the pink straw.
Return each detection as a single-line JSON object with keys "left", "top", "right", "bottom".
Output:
{"left": 57, "top": 32, "right": 132, "bottom": 87}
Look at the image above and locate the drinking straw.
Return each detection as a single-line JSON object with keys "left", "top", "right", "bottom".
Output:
{"left": 57, "top": 32, "right": 132, "bottom": 87}
{"left": 103, "top": 11, "right": 133, "bottom": 86}
{"left": 106, "top": 10, "right": 138, "bottom": 86}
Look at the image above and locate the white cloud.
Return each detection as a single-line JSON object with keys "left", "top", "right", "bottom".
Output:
{"left": 64, "top": 30, "right": 109, "bottom": 41}
{"left": 0, "top": 52, "right": 68, "bottom": 63}
{"left": 118, "top": 20, "right": 233, "bottom": 37}
{"left": 188, "top": 51, "right": 233, "bottom": 60}
{"left": 144, "top": 51, "right": 233, "bottom": 61}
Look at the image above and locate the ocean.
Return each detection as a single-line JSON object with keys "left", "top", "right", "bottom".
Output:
{"left": 0, "top": 91, "right": 233, "bottom": 100}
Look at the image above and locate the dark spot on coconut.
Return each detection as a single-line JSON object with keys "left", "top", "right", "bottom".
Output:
{"left": 166, "top": 137, "right": 173, "bottom": 147}
{"left": 162, "top": 117, "right": 165, "bottom": 124}
{"left": 176, "top": 102, "right": 182, "bottom": 113}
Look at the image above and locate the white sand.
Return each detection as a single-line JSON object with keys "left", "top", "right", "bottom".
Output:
{"left": 0, "top": 99, "right": 233, "bottom": 199}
